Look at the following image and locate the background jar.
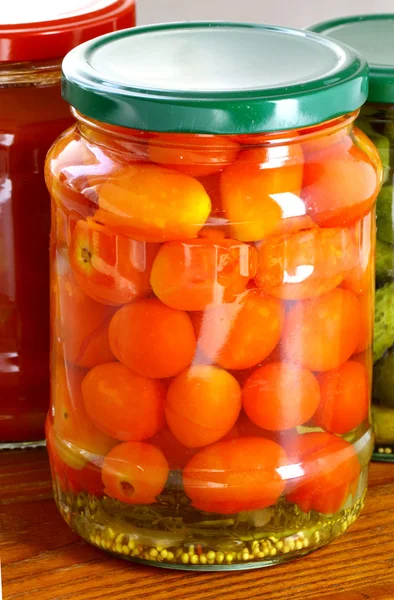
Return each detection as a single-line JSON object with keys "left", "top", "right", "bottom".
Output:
{"left": 0, "top": 0, "right": 136, "bottom": 448}
{"left": 45, "top": 23, "right": 381, "bottom": 570}
{"left": 309, "top": 15, "right": 394, "bottom": 460}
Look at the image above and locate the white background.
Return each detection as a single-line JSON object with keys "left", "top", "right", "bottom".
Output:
{"left": 138, "top": 0, "right": 394, "bottom": 29}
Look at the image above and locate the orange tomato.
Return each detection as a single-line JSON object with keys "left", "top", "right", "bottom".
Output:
{"left": 315, "top": 361, "right": 369, "bottom": 435}
{"left": 220, "top": 144, "right": 304, "bottom": 242}
{"left": 283, "top": 288, "right": 361, "bottom": 372}
{"left": 150, "top": 238, "right": 257, "bottom": 311}
{"left": 94, "top": 164, "right": 211, "bottom": 243}
{"left": 58, "top": 272, "right": 115, "bottom": 368}
{"left": 82, "top": 362, "right": 165, "bottom": 441}
{"left": 342, "top": 213, "right": 374, "bottom": 296}
{"left": 194, "top": 289, "right": 285, "bottom": 370}
{"left": 51, "top": 361, "right": 117, "bottom": 470}
{"left": 302, "top": 143, "right": 379, "bottom": 228}
{"left": 102, "top": 441, "right": 169, "bottom": 504}
{"left": 109, "top": 298, "right": 196, "bottom": 378}
{"left": 46, "top": 423, "right": 106, "bottom": 496}
{"left": 353, "top": 292, "right": 373, "bottom": 355}
{"left": 183, "top": 437, "right": 287, "bottom": 514}
{"left": 69, "top": 218, "right": 159, "bottom": 306}
{"left": 301, "top": 127, "right": 351, "bottom": 160}
{"left": 242, "top": 362, "right": 320, "bottom": 431}
{"left": 148, "top": 133, "right": 240, "bottom": 177}
{"left": 285, "top": 432, "right": 360, "bottom": 514}
{"left": 165, "top": 365, "right": 242, "bottom": 448}
{"left": 255, "top": 227, "right": 358, "bottom": 300}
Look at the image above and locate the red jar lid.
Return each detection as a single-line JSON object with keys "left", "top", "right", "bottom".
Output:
{"left": 0, "top": 0, "right": 136, "bottom": 63}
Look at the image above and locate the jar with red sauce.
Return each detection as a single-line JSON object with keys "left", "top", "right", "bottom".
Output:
{"left": 45, "top": 23, "right": 382, "bottom": 569}
{"left": 0, "top": 0, "right": 136, "bottom": 448}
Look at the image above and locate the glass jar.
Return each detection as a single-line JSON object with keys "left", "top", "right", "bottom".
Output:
{"left": 0, "top": 0, "right": 136, "bottom": 449}
{"left": 308, "top": 15, "right": 394, "bottom": 460}
{"left": 45, "top": 23, "right": 382, "bottom": 570}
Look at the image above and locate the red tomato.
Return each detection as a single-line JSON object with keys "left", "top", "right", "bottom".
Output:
{"left": 285, "top": 432, "right": 360, "bottom": 514}
{"left": 102, "top": 441, "right": 169, "bottom": 504}
{"left": 302, "top": 143, "right": 379, "bottom": 228}
{"left": 57, "top": 272, "right": 115, "bottom": 368}
{"left": 46, "top": 423, "right": 105, "bottom": 497}
{"left": 315, "top": 361, "right": 369, "bottom": 435}
{"left": 255, "top": 227, "right": 358, "bottom": 300}
{"left": 51, "top": 360, "right": 117, "bottom": 470}
{"left": 220, "top": 144, "right": 304, "bottom": 242}
{"left": 82, "top": 362, "right": 165, "bottom": 441}
{"left": 353, "top": 293, "right": 373, "bottom": 355}
{"left": 69, "top": 218, "right": 159, "bottom": 306}
{"left": 109, "top": 298, "right": 196, "bottom": 378}
{"left": 165, "top": 365, "right": 242, "bottom": 448}
{"left": 183, "top": 437, "right": 287, "bottom": 514}
{"left": 194, "top": 289, "right": 285, "bottom": 370}
{"left": 283, "top": 288, "right": 361, "bottom": 372}
{"left": 342, "top": 213, "right": 374, "bottom": 297}
{"left": 242, "top": 362, "right": 320, "bottom": 431}
{"left": 150, "top": 238, "right": 257, "bottom": 311}
{"left": 148, "top": 133, "right": 240, "bottom": 177}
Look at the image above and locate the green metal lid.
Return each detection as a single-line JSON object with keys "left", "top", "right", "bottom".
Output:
{"left": 62, "top": 22, "right": 369, "bottom": 134}
{"left": 309, "top": 14, "right": 394, "bottom": 104}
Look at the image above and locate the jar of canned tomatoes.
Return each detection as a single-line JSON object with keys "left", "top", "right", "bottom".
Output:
{"left": 309, "top": 15, "right": 394, "bottom": 461}
{"left": 0, "top": 0, "right": 136, "bottom": 448}
{"left": 45, "top": 23, "right": 382, "bottom": 570}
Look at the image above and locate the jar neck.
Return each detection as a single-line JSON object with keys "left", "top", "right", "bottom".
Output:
{"left": 74, "top": 108, "right": 359, "bottom": 148}
{"left": 0, "top": 58, "right": 62, "bottom": 87}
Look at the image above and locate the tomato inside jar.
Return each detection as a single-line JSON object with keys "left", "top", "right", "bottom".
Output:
{"left": 0, "top": 0, "right": 136, "bottom": 448}
{"left": 46, "top": 23, "right": 381, "bottom": 569}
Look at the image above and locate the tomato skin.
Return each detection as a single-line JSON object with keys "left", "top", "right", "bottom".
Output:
{"left": 102, "top": 441, "right": 169, "bottom": 505}
{"left": 183, "top": 437, "right": 287, "bottom": 514}
{"left": 148, "top": 133, "right": 240, "bottom": 177}
{"left": 108, "top": 298, "right": 196, "bottom": 379}
{"left": 315, "top": 361, "right": 369, "bottom": 435}
{"left": 194, "top": 289, "right": 285, "bottom": 370}
{"left": 255, "top": 227, "right": 358, "bottom": 300}
{"left": 302, "top": 143, "right": 379, "bottom": 228}
{"left": 94, "top": 164, "right": 212, "bottom": 243}
{"left": 221, "top": 145, "right": 304, "bottom": 242}
{"left": 57, "top": 272, "right": 115, "bottom": 368}
{"left": 47, "top": 423, "right": 106, "bottom": 497}
{"left": 282, "top": 288, "right": 361, "bottom": 372}
{"left": 82, "top": 362, "right": 165, "bottom": 441}
{"left": 284, "top": 432, "right": 360, "bottom": 514}
{"left": 341, "top": 213, "right": 374, "bottom": 297}
{"left": 242, "top": 362, "right": 320, "bottom": 431}
{"left": 51, "top": 360, "right": 117, "bottom": 470}
{"left": 165, "top": 365, "right": 242, "bottom": 448}
{"left": 69, "top": 218, "right": 159, "bottom": 306}
{"left": 150, "top": 238, "right": 257, "bottom": 311}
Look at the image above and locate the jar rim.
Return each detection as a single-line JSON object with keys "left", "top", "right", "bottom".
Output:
{"left": 62, "top": 21, "right": 369, "bottom": 135}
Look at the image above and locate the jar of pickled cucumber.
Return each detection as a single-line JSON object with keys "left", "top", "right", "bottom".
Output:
{"left": 45, "top": 23, "right": 382, "bottom": 570}
{"left": 0, "top": 0, "right": 136, "bottom": 449}
{"left": 309, "top": 15, "right": 394, "bottom": 460}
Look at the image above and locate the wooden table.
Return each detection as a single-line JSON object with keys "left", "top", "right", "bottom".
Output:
{"left": 1, "top": 448, "right": 394, "bottom": 600}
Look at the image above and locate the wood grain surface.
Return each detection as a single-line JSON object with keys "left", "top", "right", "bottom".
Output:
{"left": 1, "top": 448, "right": 394, "bottom": 600}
